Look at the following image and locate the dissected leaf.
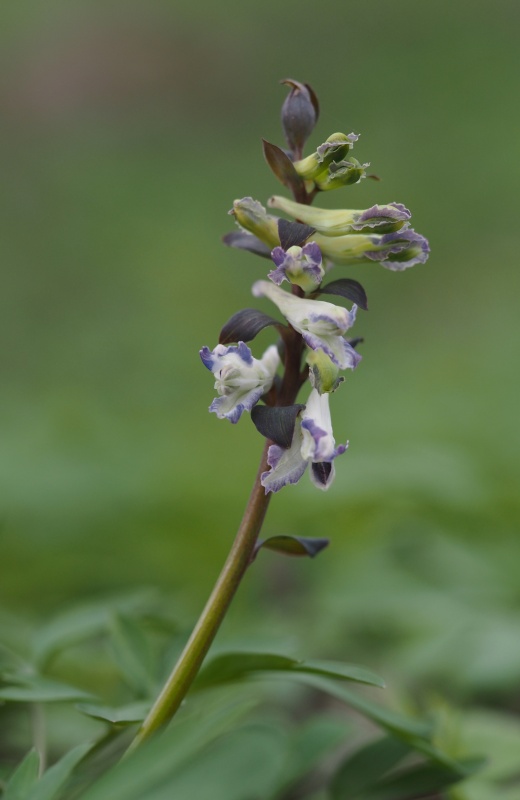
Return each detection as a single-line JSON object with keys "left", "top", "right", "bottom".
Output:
{"left": 221, "top": 230, "right": 272, "bottom": 259}
{"left": 78, "top": 698, "right": 253, "bottom": 800}
{"left": 330, "top": 736, "right": 410, "bottom": 799}
{"left": 0, "top": 675, "right": 94, "bottom": 703}
{"left": 194, "top": 653, "right": 298, "bottom": 690}
{"left": 3, "top": 749, "right": 41, "bottom": 800}
{"left": 292, "top": 660, "right": 385, "bottom": 689}
{"left": 262, "top": 139, "right": 307, "bottom": 202}
{"left": 109, "top": 614, "right": 156, "bottom": 697}
{"left": 281, "top": 716, "right": 350, "bottom": 794}
{"left": 318, "top": 278, "right": 368, "bottom": 310}
{"left": 278, "top": 218, "right": 316, "bottom": 250}
{"left": 77, "top": 701, "right": 151, "bottom": 725}
{"left": 25, "top": 743, "right": 92, "bottom": 800}
{"left": 194, "top": 651, "right": 385, "bottom": 691}
{"left": 255, "top": 535, "right": 329, "bottom": 559}
{"left": 219, "top": 308, "right": 283, "bottom": 345}
{"left": 289, "top": 674, "right": 433, "bottom": 740}
{"left": 360, "top": 759, "right": 470, "bottom": 800}
{"left": 32, "top": 591, "right": 161, "bottom": 668}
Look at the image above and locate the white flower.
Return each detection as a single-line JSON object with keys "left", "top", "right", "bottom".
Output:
{"left": 252, "top": 280, "right": 361, "bottom": 370}
{"left": 261, "top": 388, "right": 347, "bottom": 493}
{"left": 200, "top": 342, "right": 279, "bottom": 423}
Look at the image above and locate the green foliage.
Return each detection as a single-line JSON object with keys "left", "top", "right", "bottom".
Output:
{"left": 0, "top": 606, "right": 487, "bottom": 799}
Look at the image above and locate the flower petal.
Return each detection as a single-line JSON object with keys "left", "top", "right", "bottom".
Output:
{"left": 261, "top": 433, "right": 308, "bottom": 494}
{"left": 309, "top": 461, "right": 336, "bottom": 490}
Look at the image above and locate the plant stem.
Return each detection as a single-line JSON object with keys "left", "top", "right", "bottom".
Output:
{"left": 127, "top": 154, "right": 312, "bottom": 755}
{"left": 127, "top": 441, "right": 272, "bottom": 753}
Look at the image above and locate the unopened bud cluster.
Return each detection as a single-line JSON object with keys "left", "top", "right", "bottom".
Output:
{"left": 201, "top": 80, "right": 429, "bottom": 493}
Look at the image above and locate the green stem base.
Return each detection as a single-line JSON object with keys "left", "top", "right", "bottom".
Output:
{"left": 127, "top": 442, "right": 271, "bottom": 752}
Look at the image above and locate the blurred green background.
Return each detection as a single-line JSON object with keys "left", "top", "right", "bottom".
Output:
{"left": 1, "top": 0, "right": 519, "bottom": 748}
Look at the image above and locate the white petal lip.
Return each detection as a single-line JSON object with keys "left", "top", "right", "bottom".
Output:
{"left": 200, "top": 342, "right": 280, "bottom": 423}
{"left": 252, "top": 280, "right": 354, "bottom": 334}
{"left": 252, "top": 280, "right": 360, "bottom": 370}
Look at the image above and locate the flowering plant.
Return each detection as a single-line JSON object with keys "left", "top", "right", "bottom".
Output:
{"left": 129, "top": 78, "right": 430, "bottom": 749}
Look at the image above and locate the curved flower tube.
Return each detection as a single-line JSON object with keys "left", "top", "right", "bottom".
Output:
{"left": 252, "top": 280, "right": 361, "bottom": 370}
{"left": 311, "top": 228, "right": 430, "bottom": 269}
{"left": 200, "top": 342, "right": 280, "bottom": 423}
{"left": 268, "top": 195, "right": 412, "bottom": 235}
{"left": 261, "top": 388, "right": 348, "bottom": 493}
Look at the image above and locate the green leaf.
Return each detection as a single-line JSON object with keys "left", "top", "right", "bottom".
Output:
{"left": 32, "top": 591, "right": 161, "bottom": 668}
{"left": 251, "top": 404, "right": 305, "bottom": 448}
{"left": 77, "top": 701, "right": 151, "bottom": 725}
{"left": 255, "top": 535, "right": 329, "bottom": 559}
{"left": 3, "top": 749, "right": 40, "bottom": 800}
{"left": 78, "top": 698, "right": 254, "bottom": 800}
{"left": 109, "top": 613, "right": 156, "bottom": 697}
{"left": 288, "top": 674, "right": 433, "bottom": 740}
{"left": 142, "top": 724, "right": 288, "bottom": 800}
{"left": 218, "top": 308, "right": 284, "bottom": 345}
{"left": 194, "top": 652, "right": 298, "bottom": 689}
{"left": 25, "top": 743, "right": 92, "bottom": 800}
{"left": 360, "top": 759, "right": 470, "bottom": 800}
{"left": 0, "top": 675, "right": 94, "bottom": 703}
{"left": 281, "top": 716, "right": 351, "bottom": 793}
{"left": 292, "top": 660, "right": 385, "bottom": 689}
{"left": 330, "top": 736, "right": 411, "bottom": 799}
{"left": 194, "top": 652, "right": 385, "bottom": 690}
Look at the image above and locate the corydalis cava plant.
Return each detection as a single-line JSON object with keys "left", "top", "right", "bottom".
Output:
{"left": 129, "top": 79, "right": 429, "bottom": 750}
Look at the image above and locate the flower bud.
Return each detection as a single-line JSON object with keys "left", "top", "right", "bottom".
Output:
{"left": 280, "top": 79, "right": 319, "bottom": 157}
{"left": 293, "top": 133, "right": 358, "bottom": 181}
{"left": 269, "top": 196, "right": 412, "bottom": 236}
{"left": 230, "top": 197, "right": 280, "bottom": 248}
{"left": 306, "top": 349, "right": 344, "bottom": 394}
{"left": 268, "top": 242, "right": 324, "bottom": 292}
{"left": 315, "top": 158, "right": 368, "bottom": 191}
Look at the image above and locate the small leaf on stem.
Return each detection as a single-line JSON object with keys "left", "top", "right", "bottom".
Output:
{"left": 278, "top": 218, "right": 316, "bottom": 250}
{"left": 222, "top": 231, "right": 272, "bottom": 259}
{"left": 251, "top": 404, "right": 305, "bottom": 448}
{"left": 318, "top": 278, "right": 368, "bottom": 310}
{"left": 262, "top": 139, "right": 307, "bottom": 202}
{"left": 255, "top": 535, "right": 329, "bottom": 559}
{"left": 219, "top": 309, "right": 284, "bottom": 345}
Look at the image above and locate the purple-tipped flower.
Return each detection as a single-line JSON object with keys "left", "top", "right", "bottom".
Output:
{"left": 268, "top": 242, "right": 324, "bottom": 291}
{"left": 310, "top": 228, "right": 430, "bottom": 270}
{"left": 315, "top": 158, "right": 368, "bottom": 190}
{"left": 293, "top": 133, "right": 358, "bottom": 181}
{"left": 200, "top": 342, "right": 279, "bottom": 423}
{"left": 252, "top": 280, "right": 361, "bottom": 370}
{"left": 363, "top": 229, "right": 431, "bottom": 271}
{"left": 261, "top": 388, "right": 348, "bottom": 493}
{"left": 268, "top": 195, "right": 412, "bottom": 235}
